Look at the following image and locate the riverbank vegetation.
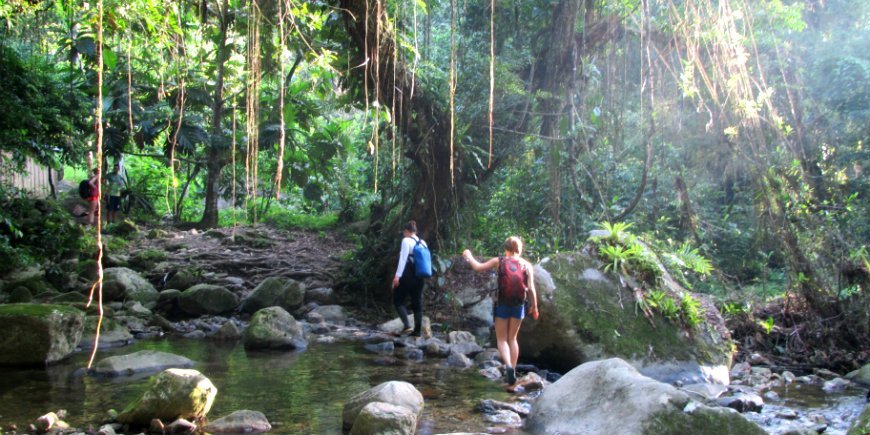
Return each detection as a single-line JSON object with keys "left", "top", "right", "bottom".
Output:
{"left": 1, "top": 0, "right": 867, "bottom": 370}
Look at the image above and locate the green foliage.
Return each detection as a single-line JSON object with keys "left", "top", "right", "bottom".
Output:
{"left": 680, "top": 294, "right": 703, "bottom": 328}
{"left": 590, "top": 222, "right": 661, "bottom": 283}
{"left": 759, "top": 316, "right": 775, "bottom": 335}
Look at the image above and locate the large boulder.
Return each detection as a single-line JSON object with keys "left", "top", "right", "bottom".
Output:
{"left": 165, "top": 269, "right": 200, "bottom": 292}
{"left": 178, "top": 284, "right": 238, "bottom": 316}
{"left": 342, "top": 381, "right": 424, "bottom": 429}
{"left": 118, "top": 368, "right": 217, "bottom": 425}
{"left": 90, "top": 350, "right": 195, "bottom": 377}
{"left": 350, "top": 402, "right": 418, "bottom": 435}
{"left": 244, "top": 306, "right": 307, "bottom": 350}
{"left": 525, "top": 358, "right": 765, "bottom": 435}
{"left": 0, "top": 303, "right": 84, "bottom": 365}
{"left": 102, "top": 267, "right": 159, "bottom": 306}
{"left": 518, "top": 252, "right": 732, "bottom": 384}
{"left": 846, "top": 364, "right": 870, "bottom": 387}
{"left": 240, "top": 277, "right": 306, "bottom": 314}
{"left": 205, "top": 410, "right": 272, "bottom": 433}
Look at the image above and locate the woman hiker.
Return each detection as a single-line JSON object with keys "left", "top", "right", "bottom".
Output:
{"left": 462, "top": 236, "right": 539, "bottom": 385}
{"left": 392, "top": 220, "right": 428, "bottom": 337}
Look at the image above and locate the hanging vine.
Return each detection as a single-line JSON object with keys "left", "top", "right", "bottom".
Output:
{"left": 85, "top": 0, "right": 105, "bottom": 370}
{"left": 246, "top": 1, "right": 262, "bottom": 224}
{"left": 274, "top": 0, "right": 288, "bottom": 200}
{"left": 449, "top": 0, "right": 456, "bottom": 185}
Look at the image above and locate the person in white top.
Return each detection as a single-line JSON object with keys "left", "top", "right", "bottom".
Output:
{"left": 392, "top": 220, "right": 427, "bottom": 336}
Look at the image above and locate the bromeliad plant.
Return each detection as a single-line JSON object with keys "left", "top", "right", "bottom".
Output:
{"left": 590, "top": 221, "right": 661, "bottom": 283}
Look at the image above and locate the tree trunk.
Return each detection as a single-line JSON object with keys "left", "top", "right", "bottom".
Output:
{"left": 198, "top": 0, "right": 231, "bottom": 229}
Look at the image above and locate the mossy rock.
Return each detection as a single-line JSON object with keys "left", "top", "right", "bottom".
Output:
{"left": 129, "top": 249, "right": 168, "bottom": 271}
{"left": 50, "top": 291, "right": 87, "bottom": 303}
{"left": 165, "top": 269, "right": 200, "bottom": 292}
{"left": 108, "top": 219, "right": 139, "bottom": 236}
{"left": 147, "top": 229, "right": 168, "bottom": 239}
{"left": 518, "top": 252, "right": 732, "bottom": 384}
{"left": 240, "top": 277, "right": 306, "bottom": 314}
{"left": 0, "top": 303, "right": 85, "bottom": 365}
{"left": 77, "top": 259, "right": 99, "bottom": 281}
{"left": 3, "top": 275, "right": 56, "bottom": 297}
{"left": 243, "top": 306, "right": 307, "bottom": 350}
{"left": 118, "top": 368, "right": 217, "bottom": 425}
{"left": 848, "top": 403, "right": 870, "bottom": 435}
{"left": 178, "top": 284, "right": 238, "bottom": 316}
{"left": 80, "top": 316, "right": 133, "bottom": 349}
{"left": 204, "top": 229, "right": 228, "bottom": 239}
{"left": 8, "top": 286, "right": 33, "bottom": 303}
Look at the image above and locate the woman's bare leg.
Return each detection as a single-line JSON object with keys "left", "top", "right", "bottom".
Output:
{"left": 507, "top": 317, "right": 523, "bottom": 367}
{"left": 494, "top": 317, "right": 511, "bottom": 367}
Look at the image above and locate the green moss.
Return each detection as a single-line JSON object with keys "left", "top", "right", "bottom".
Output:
{"left": 0, "top": 303, "right": 83, "bottom": 317}
{"left": 848, "top": 404, "right": 870, "bottom": 435}
{"left": 547, "top": 254, "right": 730, "bottom": 365}
{"left": 644, "top": 406, "right": 766, "bottom": 435}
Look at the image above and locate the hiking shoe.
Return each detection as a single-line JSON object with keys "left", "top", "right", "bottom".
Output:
{"left": 401, "top": 327, "right": 414, "bottom": 335}
{"left": 505, "top": 366, "right": 517, "bottom": 385}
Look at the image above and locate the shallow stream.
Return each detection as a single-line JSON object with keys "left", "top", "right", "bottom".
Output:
{"left": 0, "top": 336, "right": 514, "bottom": 434}
{"left": 0, "top": 335, "right": 865, "bottom": 434}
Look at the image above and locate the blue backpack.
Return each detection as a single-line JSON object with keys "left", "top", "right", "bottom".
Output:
{"left": 410, "top": 237, "right": 433, "bottom": 278}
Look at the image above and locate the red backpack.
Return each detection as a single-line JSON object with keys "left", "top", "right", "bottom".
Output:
{"left": 497, "top": 256, "right": 528, "bottom": 306}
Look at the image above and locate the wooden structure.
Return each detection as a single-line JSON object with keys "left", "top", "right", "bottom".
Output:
{"left": 0, "top": 153, "right": 61, "bottom": 198}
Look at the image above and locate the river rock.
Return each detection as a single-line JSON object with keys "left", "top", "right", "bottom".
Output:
{"left": 243, "top": 306, "right": 307, "bottom": 350}
{"left": 8, "top": 286, "right": 33, "bottom": 303}
{"left": 166, "top": 269, "right": 200, "bottom": 292}
{"left": 447, "top": 351, "right": 474, "bottom": 369}
{"left": 378, "top": 316, "right": 432, "bottom": 338}
{"left": 350, "top": 401, "right": 418, "bottom": 435}
{"left": 178, "top": 284, "right": 238, "bottom": 316}
{"left": 715, "top": 392, "right": 764, "bottom": 413}
{"left": 118, "top": 368, "right": 217, "bottom": 425}
{"left": 518, "top": 252, "right": 732, "bottom": 385}
{"left": 211, "top": 321, "right": 242, "bottom": 341}
{"left": 0, "top": 303, "right": 84, "bottom": 365}
{"left": 525, "top": 358, "right": 765, "bottom": 435}
{"left": 80, "top": 316, "right": 133, "bottom": 350}
{"left": 305, "top": 287, "right": 336, "bottom": 304}
{"left": 342, "top": 381, "right": 424, "bottom": 429}
{"left": 90, "top": 350, "right": 195, "bottom": 377}
{"left": 823, "top": 377, "right": 851, "bottom": 393}
{"left": 846, "top": 364, "right": 870, "bottom": 387}
{"left": 448, "top": 330, "right": 477, "bottom": 344}
{"left": 680, "top": 383, "right": 728, "bottom": 401}
{"left": 310, "top": 305, "right": 347, "bottom": 324}
{"left": 102, "top": 267, "right": 159, "bottom": 306}
{"left": 848, "top": 403, "right": 870, "bottom": 435}
{"left": 2, "top": 274, "right": 56, "bottom": 296}
{"left": 205, "top": 410, "right": 271, "bottom": 433}
{"left": 240, "top": 277, "right": 306, "bottom": 314}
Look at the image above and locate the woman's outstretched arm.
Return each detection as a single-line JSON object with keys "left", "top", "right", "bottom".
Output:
{"left": 462, "top": 249, "right": 499, "bottom": 272}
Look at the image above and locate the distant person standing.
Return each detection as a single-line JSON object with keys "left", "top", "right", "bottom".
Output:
{"left": 392, "top": 220, "right": 429, "bottom": 337}
{"left": 105, "top": 163, "right": 125, "bottom": 223}
{"left": 462, "top": 236, "right": 539, "bottom": 385}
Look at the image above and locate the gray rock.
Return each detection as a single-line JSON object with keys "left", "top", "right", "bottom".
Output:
{"left": 118, "top": 368, "right": 217, "bottom": 425}
{"left": 822, "top": 377, "right": 851, "bottom": 393}
{"left": 448, "top": 330, "right": 476, "bottom": 344}
{"left": 166, "top": 269, "right": 200, "bottom": 292}
{"left": 310, "top": 305, "right": 347, "bottom": 324}
{"left": 342, "top": 381, "right": 424, "bottom": 429}
{"left": 468, "top": 298, "right": 495, "bottom": 326}
{"left": 90, "top": 350, "right": 195, "bottom": 377}
{"left": 403, "top": 348, "right": 425, "bottom": 362}
{"left": 378, "top": 316, "right": 432, "bottom": 338}
{"left": 846, "top": 364, "right": 870, "bottom": 387}
{"left": 0, "top": 303, "right": 84, "bottom": 365}
{"left": 8, "top": 286, "right": 33, "bottom": 303}
{"left": 423, "top": 341, "right": 451, "bottom": 357}
{"left": 447, "top": 351, "right": 473, "bottom": 369}
{"left": 305, "top": 287, "right": 336, "bottom": 305}
{"left": 205, "top": 410, "right": 271, "bottom": 433}
{"left": 483, "top": 409, "right": 522, "bottom": 426}
{"left": 350, "top": 401, "right": 417, "bottom": 435}
{"left": 211, "top": 322, "right": 241, "bottom": 341}
{"left": 243, "top": 306, "right": 307, "bottom": 350}
{"left": 178, "top": 284, "right": 238, "bottom": 316}
{"left": 450, "top": 341, "right": 484, "bottom": 357}
{"left": 525, "top": 358, "right": 765, "bottom": 435}
{"left": 240, "top": 277, "right": 305, "bottom": 314}
{"left": 480, "top": 366, "right": 502, "bottom": 380}
{"left": 102, "top": 267, "right": 159, "bottom": 305}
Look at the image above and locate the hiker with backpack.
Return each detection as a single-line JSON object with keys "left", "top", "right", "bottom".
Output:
{"left": 105, "top": 162, "right": 125, "bottom": 224}
{"left": 84, "top": 168, "right": 100, "bottom": 226}
{"left": 462, "top": 236, "right": 539, "bottom": 385}
{"left": 392, "top": 220, "right": 432, "bottom": 337}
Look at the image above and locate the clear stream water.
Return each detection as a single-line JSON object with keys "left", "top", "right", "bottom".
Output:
{"left": 0, "top": 336, "right": 515, "bottom": 434}
{"left": 0, "top": 336, "right": 864, "bottom": 434}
